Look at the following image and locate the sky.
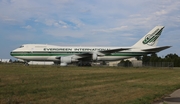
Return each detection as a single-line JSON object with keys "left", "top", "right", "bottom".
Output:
{"left": 0, "top": 0, "right": 180, "bottom": 59}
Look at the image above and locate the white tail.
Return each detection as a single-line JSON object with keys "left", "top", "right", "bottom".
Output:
{"left": 132, "top": 26, "right": 164, "bottom": 48}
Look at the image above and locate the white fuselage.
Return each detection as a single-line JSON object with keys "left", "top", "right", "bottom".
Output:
{"left": 10, "top": 44, "right": 145, "bottom": 62}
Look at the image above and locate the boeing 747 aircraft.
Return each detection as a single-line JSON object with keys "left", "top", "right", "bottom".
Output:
{"left": 10, "top": 26, "right": 171, "bottom": 66}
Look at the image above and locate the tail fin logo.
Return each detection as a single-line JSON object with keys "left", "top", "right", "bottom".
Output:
{"left": 142, "top": 28, "right": 161, "bottom": 46}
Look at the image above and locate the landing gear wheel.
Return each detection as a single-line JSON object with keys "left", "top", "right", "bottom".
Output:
{"left": 77, "top": 61, "right": 92, "bottom": 67}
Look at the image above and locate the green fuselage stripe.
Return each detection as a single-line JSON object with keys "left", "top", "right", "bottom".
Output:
{"left": 11, "top": 52, "right": 145, "bottom": 57}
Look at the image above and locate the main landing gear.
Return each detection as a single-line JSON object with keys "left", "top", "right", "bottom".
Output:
{"left": 77, "top": 61, "right": 92, "bottom": 66}
{"left": 24, "top": 61, "right": 29, "bottom": 66}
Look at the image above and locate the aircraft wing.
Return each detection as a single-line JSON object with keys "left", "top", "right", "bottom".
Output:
{"left": 56, "top": 47, "right": 130, "bottom": 61}
{"left": 99, "top": 48, "right": 130, "bottom": 54}
{"left": 74, "top": 48, "right": 130, "bottom": 60}
{"left": 142, "top": 46, "right": 171, "bottom": 52}
{"left": 77, "top": 48, "right": 130, "bottom": 56}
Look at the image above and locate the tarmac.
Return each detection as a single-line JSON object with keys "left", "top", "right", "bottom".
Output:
{"left": 153, "top": 89, "right": 180, "bottom": 104}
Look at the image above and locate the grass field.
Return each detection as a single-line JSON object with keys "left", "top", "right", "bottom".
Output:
{"left": 1, "top": 64, "right": 180, "bottom": 104}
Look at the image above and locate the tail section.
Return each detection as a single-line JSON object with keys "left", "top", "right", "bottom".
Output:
{"left": 132, "top": 26, "right": 164, "bottom": 48}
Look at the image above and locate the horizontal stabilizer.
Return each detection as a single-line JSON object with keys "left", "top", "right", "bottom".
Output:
{"left": 142, "top": 46, "right": 171, "bottom": 52}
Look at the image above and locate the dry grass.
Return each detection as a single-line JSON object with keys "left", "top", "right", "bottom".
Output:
{"left": 1, "top": 64, "right": 180, "bottom": 104}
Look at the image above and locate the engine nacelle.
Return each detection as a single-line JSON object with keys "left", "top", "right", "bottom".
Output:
{"left": 92, "top": 53, "right": 98, "bottom": 61}
{"left": 60, "top": 63, "right": 68, "bottom": 66}
{"left": 60, "top": 56, "right": 78, "bottom": 66}
{"left": 60, "top": 56, "right": 72, "bottom": 64}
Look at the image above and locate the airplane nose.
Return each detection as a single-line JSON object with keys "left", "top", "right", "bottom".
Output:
{"left": 10, "top": 51, "right": 13, "bottom": 56}
{"left": 10, "top": 51, "right": 16, "bottom": 56}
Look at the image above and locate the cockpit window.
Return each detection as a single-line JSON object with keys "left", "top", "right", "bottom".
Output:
{"left": 19, "top": 46, "right": 24, "bottom": 48}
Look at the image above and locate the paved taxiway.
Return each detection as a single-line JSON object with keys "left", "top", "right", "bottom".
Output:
{"left": 154, "top": 89, "right": 180, "bottom": 104}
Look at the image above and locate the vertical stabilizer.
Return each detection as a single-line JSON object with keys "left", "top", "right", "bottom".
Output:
{"left": 132, "top": 26, "right": 164, "bottom": 48}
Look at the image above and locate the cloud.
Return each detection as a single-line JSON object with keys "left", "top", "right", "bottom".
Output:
{"left": 69, "top": 19, "right": 85, "bottom": 28}
{"left": 44, "top": 28, "right": 84, "bottom": 37}
{"left": 44, "top": 19, "right": 56, "bottom": 26}
{"left": 93, "top": 26, "right": 128, "bottom": 33}
{"left": 155, "top": 10, "right": 168, "bottom": 16}
{"left": 22, "top": 25, "right": 32, "bottom": 29}
{"left": 7, "top": 34, "right": 34, "bottom": 41}
{"left": 62, "top": 26, "right": 68, "bottom": 28}
{"left": 59, "top": 20, "right": 67, "bottom": 25}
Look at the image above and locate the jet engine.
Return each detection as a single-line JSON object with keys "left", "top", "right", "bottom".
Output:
{"left": 92, "top": 53, "right": 98, "bottom": 61}
{"left": 59, "top": 56, "right": 77, "bottom": 66}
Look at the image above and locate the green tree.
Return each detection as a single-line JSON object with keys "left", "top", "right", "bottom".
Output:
{"left": 142, "top": 54, "right": 150, "bottom": 63}
{"left": 164, "top": 53, "right": 180, "bottom": 67}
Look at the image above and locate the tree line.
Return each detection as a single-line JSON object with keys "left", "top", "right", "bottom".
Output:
{"left": 142, "top": 53, "right": 180, "bottom": 67}
{"left": 118, "top": 53, "right": 180, "bottom": 67}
